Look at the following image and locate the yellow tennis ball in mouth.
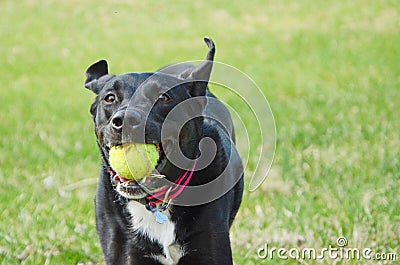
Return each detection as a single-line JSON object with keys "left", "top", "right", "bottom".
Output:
{"left": 109, "top": 143, "right": 158, "bottom": 180}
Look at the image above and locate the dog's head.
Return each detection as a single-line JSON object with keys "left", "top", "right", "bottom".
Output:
{"left": 85, "top": 38, "right": 215, "bottom": 200}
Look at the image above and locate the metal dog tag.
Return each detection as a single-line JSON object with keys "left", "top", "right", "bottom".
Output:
{"left": 153, "top": 209, "right": 168, "bottom": 224}
{"left": 146, "top": 203, "right": 168, "bottom": 224}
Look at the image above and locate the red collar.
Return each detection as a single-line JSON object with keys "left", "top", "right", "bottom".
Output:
{"left": 146, "top": 160, "right": 197, "bottom": 205}
{"left": 108, "top": 160, "right": 197, "bottom": 207}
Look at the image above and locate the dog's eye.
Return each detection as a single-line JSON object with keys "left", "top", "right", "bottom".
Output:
{"left": 158, "top": 94, "right": 170, "bottom": 102}
{"left": 104, "top": 94, "right": 116, "bottom": 103}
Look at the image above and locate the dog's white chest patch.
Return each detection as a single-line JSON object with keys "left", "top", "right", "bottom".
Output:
{"left": 126, "top": 201, "right": 184, "bottom": 265}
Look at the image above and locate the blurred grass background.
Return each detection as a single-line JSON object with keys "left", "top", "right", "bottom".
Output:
{"left": 0, "top": 0, "right": 399, "bottom": 264}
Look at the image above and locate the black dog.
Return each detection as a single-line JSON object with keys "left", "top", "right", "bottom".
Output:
{"left": 85, "top": 38, "right": 244, "bottom": 265}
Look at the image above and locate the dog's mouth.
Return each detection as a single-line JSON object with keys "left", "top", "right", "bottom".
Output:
{"left": 108, "top": 143, "right": 168, "bottom": 200}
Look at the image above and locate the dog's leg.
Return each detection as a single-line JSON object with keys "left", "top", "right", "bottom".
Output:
{"left": 178, "top": 231, "right": 233, "bottom": 265}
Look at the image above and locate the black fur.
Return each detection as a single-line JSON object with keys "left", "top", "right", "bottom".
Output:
{"left": 85, "top": 38, "right": 244, "bottom": 264}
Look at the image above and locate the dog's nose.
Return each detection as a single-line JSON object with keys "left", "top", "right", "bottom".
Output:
{"left": 111, "top": 115, "right": 124, "bottom": 130}
{"left": 111, "top": 110, "right": 142, "bottom": 131}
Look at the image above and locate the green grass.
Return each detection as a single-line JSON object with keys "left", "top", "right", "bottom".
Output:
{"left": 1, "top": 0, "right": 399, "bottom": 264}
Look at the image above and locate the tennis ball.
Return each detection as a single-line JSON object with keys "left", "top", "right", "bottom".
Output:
{"left": 109, "top": 143, "right": 158, "bottom": 180}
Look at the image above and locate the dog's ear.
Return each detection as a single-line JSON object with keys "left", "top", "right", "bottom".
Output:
{"left": 85, "top": 60, "right": 109, "bottom": 94}
{"left": 184, "top": 37, "right": 215, "bottom": 97}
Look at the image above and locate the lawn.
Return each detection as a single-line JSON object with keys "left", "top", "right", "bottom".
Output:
{"left": 1, "top": 0, "right": 399, "bottom": 264}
